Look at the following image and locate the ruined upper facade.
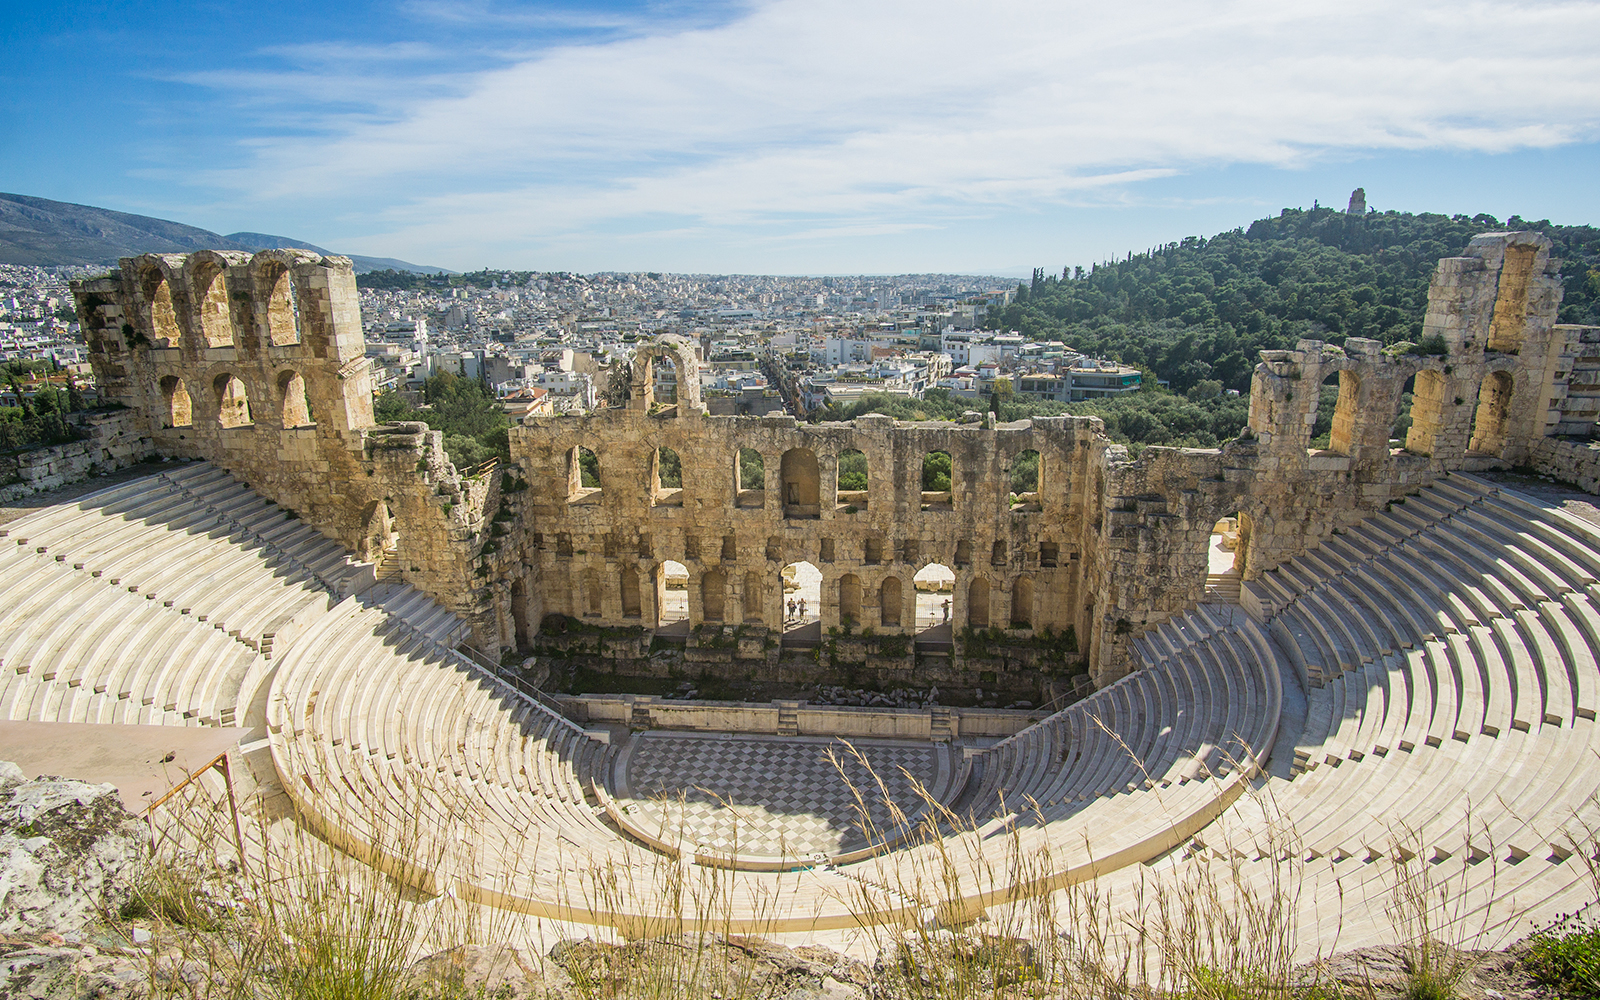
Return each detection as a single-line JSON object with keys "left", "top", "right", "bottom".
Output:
{"left": 73, "top": 233, "right": 1600, "bottom": 684}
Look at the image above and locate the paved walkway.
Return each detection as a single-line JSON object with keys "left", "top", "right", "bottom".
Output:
{"left": 611, "top": 733, "right": 942, "bottom": 859}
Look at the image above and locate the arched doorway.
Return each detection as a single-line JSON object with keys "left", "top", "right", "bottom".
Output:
{"left": 1205, "top": 512, "right": 1245, "bottom": 602}
{"left": 779, "top": 560, "right": 821, "bottom": 646}
{"left": 361, "top": 500, "right": 397, "bottom": 563}
{"left": 655, "top": 560, "right": 689, "bottom": 630}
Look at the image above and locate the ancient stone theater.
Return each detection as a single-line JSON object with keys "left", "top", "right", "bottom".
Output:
{"left": 6, "top": 232, "right": 1596, "bottom": 952}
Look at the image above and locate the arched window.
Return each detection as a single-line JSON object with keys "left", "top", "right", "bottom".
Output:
{"left": 1009, "top": 449, "right": 1040, "bottom": 508}
{"left": 954, "top": 540, "right": 972, "bottom": 568}
{"left": 159, "top": 376, "right": 192, "bottom": 428}
{"left": 262, "top": 264, "right": 301, "bottom": 347}
{"left": 838, "top": 573, "right": 862, "bottom": 625}
{"left": 743, "top": 571, "right": 763, "bottom": 623}
{"left": 1488, "top": 244, "right": 1537, "bottom": 353}
{"left": 1406, "top": 369, "right": 1448, "bottom": 456}
{"left": 142, "top": 269, "right": 180, "bottom": 349}
{"left": 1010, "top": 576, "right": 1034, "bottom": 628}
{"left": 735, "top": 447, "right": 764, "bottom": 508}
{"left": 967, "top": 577, "right": 990, "bottom": 628}
{"left": 278, "top": 370, "right": 313, "bottom": 427}
{"left": 569, "top": 446, "right": 601, "bottom": 502}
{"left": 653, "top": 446, "right": 683, "bottom": 506}
{"left": 721, "top": 533, "right": 738, "bottom": 562}
{"left": 921, "top": 450, "right": 952, "bottom": 511}
{"left": 1307, "top": 369, "right": 1361, "bottom": 455}
{"left": 213, "top": 373, "right": 252, "bottom": 428}
{"left": 1328, "top": 371, "right": 1359, "bottom": 455}
{"left": 620, "top": 566, "right": 642, "bottom": 619}
{"left": 701, "top": 567, "right": 727, "bottom": 622}
{"left": 879, "top": 576, "right": 902, "bottom": 627}
{"left": 780, "top": 448, "right": 820, "bottom": 518}
{"left": 1470, "top": 371, "right": 1515, "bottom": 455}
{"left": 192, "top": 263, "right": 232, "bottom": 349}
{"left": 837, "top": 448, "right": 868, "bottom": 509}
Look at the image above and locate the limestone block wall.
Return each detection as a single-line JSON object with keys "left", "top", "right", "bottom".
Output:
{"left": 1552, "top": 325, "right": 1600, "bottom": 436}
{"left": 72, "top": 253, "right": 494, "bottom": 645}
{"left": 1088, "top": 230, "right": 1576, "bottom": 683}
{"left": 504, "top": 409, "right": 1105, "bottom": 648}
{"left": 65, "top": 231, "right": 1591, "bottom": 689}
{"left": 1530, "top": 438, "right": 1600, "bottom": 494}
{"left": 0, "top": 408, "right": 152, "bottom": 504}
{"left": 555, "top": 694, "right": 1041, "bottom": 740}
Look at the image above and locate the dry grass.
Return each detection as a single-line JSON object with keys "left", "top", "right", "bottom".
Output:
{"left": 110, "top": 732, "right": 1588, "bottom": 1000}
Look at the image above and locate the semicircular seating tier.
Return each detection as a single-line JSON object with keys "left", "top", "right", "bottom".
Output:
{"left": 1089, "top": 472, "right": 1600, "bottom": 958}
{"left": 0, "top": 462, "right": 363, "bottom": 729}
{"left": 960, "top": 604, "right": 1284, "bottom": 823}
{"left": 263, "top": 580, "right": 1289, "bottom": 929}
{"left": 3, "top": 463, "right": 1599, "bottom": 952}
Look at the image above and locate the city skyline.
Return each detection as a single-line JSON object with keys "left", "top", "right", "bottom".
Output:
{"left": 4, "top": 0, "right": 1599, "bottom": 275}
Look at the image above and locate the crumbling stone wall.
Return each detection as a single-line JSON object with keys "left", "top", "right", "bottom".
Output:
{"left": 1089, "top": 232, "right": 1591, "bottom": 682}
{"left": 72, "top": 252, "right": 495, "bottom": 644}
{"left": 0, "top": 408, "right": 151, "bottom": 504}
{"left": 71, "top": 233, "right": 1595, "bottom": 686}
{"left": 505, "top": 410, "right": 1104, "bottom": 651}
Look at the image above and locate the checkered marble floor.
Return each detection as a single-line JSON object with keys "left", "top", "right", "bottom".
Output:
{"left": 612, "top": 734, "right": 941, "bottom": 859}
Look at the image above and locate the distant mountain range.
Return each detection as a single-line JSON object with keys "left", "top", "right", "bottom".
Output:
{"left": 0, "top": 193, "right": 454, "bottom": 275}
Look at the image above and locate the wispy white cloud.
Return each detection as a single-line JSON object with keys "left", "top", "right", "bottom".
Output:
{"left": 185, "top": 0, "right": 1600, "bottom": 265}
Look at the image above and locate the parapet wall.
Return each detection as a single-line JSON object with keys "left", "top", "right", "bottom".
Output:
{"left": 0, "top": 408, "right": 152, "bottom": 504}
{"left": 72, "top": 232, "right": 1596, "bottom": 686}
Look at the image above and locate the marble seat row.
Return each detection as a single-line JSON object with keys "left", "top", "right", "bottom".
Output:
{"left": 1190, "top": 474, "right": 1600, "bottom": 958}
{"left": 0, "top": 545, "right": 261, "bottom": 728}
{"left": 0, "top": 462, "right": 348, "bottom": 657}
{"left": 961, "top": 604, "right": 1282, "bottom": 824}
{"left": 266, "top": 593, "right": 626, "bottom": 887}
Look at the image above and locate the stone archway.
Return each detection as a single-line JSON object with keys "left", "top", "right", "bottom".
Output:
{"left": 628, "top": 335, "right": 703, "bottom": 412}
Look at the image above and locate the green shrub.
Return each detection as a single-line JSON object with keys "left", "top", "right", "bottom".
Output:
{"left": 1525, "top": 925, "right": 1600, "bottom": 998}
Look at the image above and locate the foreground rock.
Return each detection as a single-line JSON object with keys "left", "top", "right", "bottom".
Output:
{"left": 0, "top": 761, "right": 147, "bottom": 936}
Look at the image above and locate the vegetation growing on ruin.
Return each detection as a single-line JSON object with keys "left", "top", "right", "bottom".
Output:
{"left": 375, "top": 372, "right": 510, "bottom": 468}
{"left": 0, "top": 372, "right": 89, "bottom": 451}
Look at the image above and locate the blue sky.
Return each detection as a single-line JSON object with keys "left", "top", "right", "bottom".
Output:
{"left": 3, "top": 0, "right": 1599, "bottom": 275}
